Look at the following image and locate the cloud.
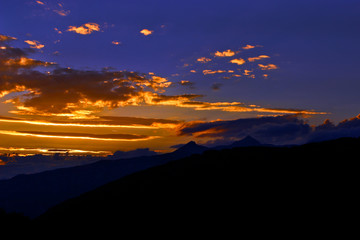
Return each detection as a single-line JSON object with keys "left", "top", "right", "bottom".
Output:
{"left": 35, "top": 0, "right": 45, "bottom": 5}
{"left": 0, "top": 34, "right": 324, "bottom": 120}
{"left": 53, "top": 9, "right": 70, "bottom": 16}
{"left": 177, "top": 115, "right": 313, "bottom": 145}
{"left": 214, "top": 49, "right": 236, "bottom": 57}
{"left": 179, "top": 80, "right": 195, "bottom": 88}
{"left": 258, "top": 64, "right": 278, "bottom": 70}
{"left": 0, "top": 34, "right": 17, "bottom": 42}
{"left": 0, "top": 130, "right": 158, "bottom": 141}
{"left": 197, "top": 57, "right": 212, "bottom": 63}
{"left": 140, "top": 29, "right": 154, "bottom": 36}
{"left": 203, "top": 70, "right": 227, "bottom": 75}
{"left": 67, "top": 23, "right": 100, "bottom": 35}
{"left": 211, "top": 83, "right": 222, "bottom": 91}
{"left": 242, "top": 45, "right": 256, "bottom": 50}
{"left": 24, "top": 40, "right": 45, "bottom": 49}
{"left": 248, "top": 55, "right": 270, "bottom": 62}
{"left": 230, "top": 58, "right": 246, "bottom": 65}
{"left": 0, "top": 115, "right": 181, "bottom": 129}
{"left": 112, "top": 41, "right": 122, "bottom": 45}
{"left": 178, "top": 113, "right": 360, "bottom": 146}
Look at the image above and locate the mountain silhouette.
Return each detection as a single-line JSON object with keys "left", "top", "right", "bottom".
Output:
{"left": 0, "top": 143, "right": 208, "bottom": 218}
{"left": 32, "top": 137, "right": 358, "bottom": 237}
{"left": 172, "top": 141, "right": 209, "bottom": 156}
{"left": 213, "top": 135, "right": 265, "bottom": 150}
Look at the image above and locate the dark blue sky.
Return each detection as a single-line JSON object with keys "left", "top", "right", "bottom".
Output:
{"left": 1, "top": 0, "right": 360, "bottom": 156}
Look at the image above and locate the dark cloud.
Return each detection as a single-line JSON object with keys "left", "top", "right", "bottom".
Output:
{"left": 178, "top": 114, "right": 360, "bottom": 146}
{"left": 211, "top": 83, "right": 222, "bottom": 91}
{"left": 12, "top": 130, "right": 152, "bottom": 140}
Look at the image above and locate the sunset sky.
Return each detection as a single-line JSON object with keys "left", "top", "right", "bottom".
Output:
{"left": 1, "top": 0, "right": 360, "bottom": 156}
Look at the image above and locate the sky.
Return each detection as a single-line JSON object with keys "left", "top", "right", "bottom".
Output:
{"left": 1, "top": 0, "right": 360, "bottom": 157}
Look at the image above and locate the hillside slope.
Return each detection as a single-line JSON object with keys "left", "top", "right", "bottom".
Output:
{"left": 35, "top": 137, "right": 358, "bottom": 236}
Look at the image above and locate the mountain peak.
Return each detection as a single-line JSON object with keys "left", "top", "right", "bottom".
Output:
{"left": 173, "top": 141, "right": 208, "bottom": 155}
{"left": 231, "top": 135, "right": 261, "bottom": 147}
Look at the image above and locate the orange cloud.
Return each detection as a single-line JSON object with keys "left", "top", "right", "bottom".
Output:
{"left": 248, "top": 55, "right": 270, "bottom": 62}
{"left": 197, "top": 57, "right": 212, "bottom": 63}
{"left": 53, "top": 9, "right": 70, "bottom": 16}
{"left": 203, "top": 70, "right": 227, "bottom": 75}
{"left": 258, "top": 64, "right": 278, "bottom": 70}
{"left": 214, "top": 49, "right": 235, "bottom": 57}
{"left": 242, "top": 45, "right": 256, "bottom": 50}
{"left": 112, "top": 41, "right": 122, "bottom": 45}
{"left": 0, "top": 130, "right": 158, "bottom": 142}
{"left": 230, "top": 58, "right": 246, "bottom": 65}
{"left": 0, "top": 34, "right": 17, "bottom": 42}
{"left": 24, "top": 40, "right": 45, "bottom": 49}
{"left": 67, "top": 23, "right": 100, "bottom": 35}
{"left": 35, "top": 1, "right": 45, "bottom": 5}
{"left": 140, "top": 29, "right": 154, "bottom": 36}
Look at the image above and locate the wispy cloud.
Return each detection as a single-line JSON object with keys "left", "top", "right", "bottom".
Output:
{"left": 0, "top": 130, "right": 158, "bottom": 141}
{"left": 53, "top": 9, "right": 70, "bottom": 16}
{"left": 197, "top": 57, "right": 212, "bottom": 63}
{"left": 248, "top": 55, "right": 270, "bottom": 62}
{"left": 67, "top": 23, "right": 100, "bottom": 35}
{"left": 242, "top": 44, "right": 256, "bottom": 50}
{"left": 258, "top": 64, "right": 278, "bottom": 70}
{"left": 24, "top": 40, "right": 45, "bottom": 49}
{"left": 203, "top": 70, "right": 227, "bottom": 75}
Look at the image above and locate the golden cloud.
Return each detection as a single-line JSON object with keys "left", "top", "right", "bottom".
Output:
{"left": 214, "top": 49, "right": 236, "bottom": 57}
{"left": 140, "top": 29, "right": 154, "bottom": 36}
{"left": 112, "top": 41, "right": 121, "bottom": 45}
{"left": 197, "top": 57, "right": 212, "bottom": 63}
{"left": 258, "top": 64, "right": 278, "bottom": 70}
{"left": 242, "top": 45, "right": 256, "bottom": 50}
{"left": 53, "top": 9, "right": 70, "bottom": 16}
{"left": 67, "top": 23, "right": 100, "bottom": 35}
{"left": 248, "top": 55, "right": 270, "bottom": 62}
{"left": 24, "top": 40, "right": 45, "bottom": 49}
{"left": 230, "top": 58, "right": 246, "bottom": 65}
{"left": 203, "top": 70, "right": 227, "bottom": 75}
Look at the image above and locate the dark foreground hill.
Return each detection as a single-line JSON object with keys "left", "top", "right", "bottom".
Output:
{"left": 0, "top": 141, "right": 208, "bottom": 218}
{"left": 29, "top": 137, "right": 358, "bottom": 237}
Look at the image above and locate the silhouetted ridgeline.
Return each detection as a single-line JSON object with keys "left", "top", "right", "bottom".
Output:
{"left": 0, "top": 137, "right": 358, "bottom": 237}
{"left": 34, "top": 137, "right": 357, "bottom": 237}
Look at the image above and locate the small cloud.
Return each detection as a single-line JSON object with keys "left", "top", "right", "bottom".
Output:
{"left": 53, "top": 9, "right": 70, "bottom": 16}
{"left": 244, "top": 69, "right": 253, "bottom": 75}
{"left": 248, "top": 55, "right": 270, "bottom": 62}
{"left": 230, "top": 58, "right": 246, "bottom": 65}
{"left": 258, "top": 64, "right": 278, "bottom": 70}
{"left": 263, "top": 74, "right": 269, "bottom": 79}
{"left": 211, "top": 83, "right": 222, "bottom": 91}
{"left": 35, "top": 0, "right": 45, "bottom": 5}
{"left": 197, "top": 57, "right": 212, "bottom": 63}
{"left": 24, "top": 40, "right": 45, "bottom": 49}
{"left": 112, "top": 41, "right": 122, "bottom": 45}
{"left": 190, "top": 70, "right": 197, "bottom": 73}
{"left": 0, "top": 34, "right": 17, "bottom": 42}
{"left": 67, "top": 23, "right": 100, "bottom": 35}
{"left": 203, "top": 70, "right": 227, "bottom": 75}
{"left": 140, "top": 29, "right": 154, "bottom": 36}
{"left": 179, "top": 80, "right": 195, "bottom": 88}
{"left": 54, "top": 28, "right": 62, "bottom": 34}
{"left": 242, "top": 44, "right": 256, "bottom": 50}
{"left": 214, "top": 49, "right": 235, "bottom": 57}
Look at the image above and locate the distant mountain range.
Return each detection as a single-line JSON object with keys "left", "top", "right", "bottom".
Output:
{"left": 30, "top": 136, "right": 357, "bottom": 236}
{"left": 1, "top": 135, "right": 356, "bottom": 220}
{"left": 0, "top": 139, "right": 212, "bottom": 218}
